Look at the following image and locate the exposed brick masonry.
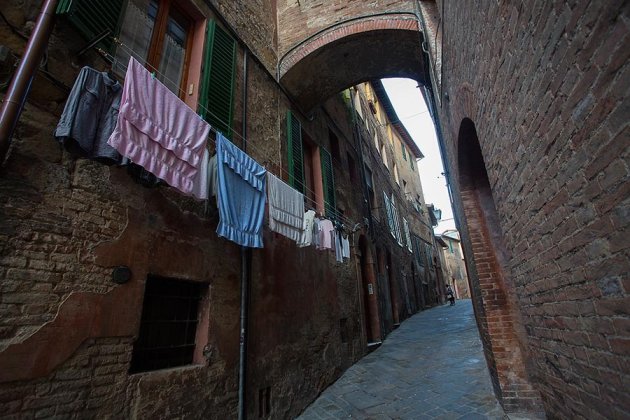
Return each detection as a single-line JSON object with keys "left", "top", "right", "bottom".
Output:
{"left": 436, "top": 1, "right": 630, "bottom": 418}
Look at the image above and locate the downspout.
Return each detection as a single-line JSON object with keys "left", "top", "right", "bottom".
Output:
{"left": 0, "top": 0, "right": 59, "bottom": 164}
{"left": 238, "top": 49, "right": 250, "bottom": 420}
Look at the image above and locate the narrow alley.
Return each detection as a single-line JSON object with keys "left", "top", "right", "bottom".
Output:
{"left": 0, "top": 1, "right": 627, "bottom": 418}
{"left": 298, "top": 300, "right": 505, "bottom": 420}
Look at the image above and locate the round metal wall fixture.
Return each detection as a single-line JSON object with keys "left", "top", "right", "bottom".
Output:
{"left": 112, "top": 266, "right": 132, "bottom": 284}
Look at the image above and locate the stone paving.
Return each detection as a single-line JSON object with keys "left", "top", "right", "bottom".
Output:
{"left": 297, "top": 300, "right": 506, "bottom": 419}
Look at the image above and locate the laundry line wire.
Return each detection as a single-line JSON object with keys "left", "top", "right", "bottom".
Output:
{"left": 374, "top": 110, "right": 431, "bottom": 128}
{"left": 99, "top": 40, "right": 358, "bottom": 228}
{"left": 108, "top": 41, "right": 355, "bottom": 226}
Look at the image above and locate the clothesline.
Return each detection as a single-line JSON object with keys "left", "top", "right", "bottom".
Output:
{"left": 100, "top": 40, "right": 358, "bottom": 229}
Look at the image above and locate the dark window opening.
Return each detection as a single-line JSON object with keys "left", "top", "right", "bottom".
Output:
{"left": 364, "top": 166, "right": 373, "bottom": 191}
{"left": 258, "top": 387, "right": 271, "bottom": 418}
{"left": 364, "top": 165, "right": 377, "bottom": 215}
{"left": 329, "top": 129, "right": 340, "bottom": 160}
{"left": 368, "top": 100, "right": 377, "bottom": 114}
{"left": 347, "top": 152, "right": 357, "bottom": 183}
{"left": 340, "top": 318, "right": 348, "bottom": 343}
{"left": 130, "top": 275, "right": 205, "bottom": 373}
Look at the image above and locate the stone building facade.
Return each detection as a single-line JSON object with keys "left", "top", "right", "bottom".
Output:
{"left": 0, "top": 1, "right": 437, "bottom": 418}
{"left": 439, "top": 230, "right": 470, "bottom": 300}
{"left": 1, "top": 0, "right": 628, "bottom": 419}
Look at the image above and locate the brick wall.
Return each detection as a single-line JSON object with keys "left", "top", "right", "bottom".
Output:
{"left": 434, "top": 1, "right": 629, "bottom": 417}
{"left": 276, "top": 0, "right": 416, "bottom": 57}
{"left": 208, "top": 0, "right": 278, "bottom": 74}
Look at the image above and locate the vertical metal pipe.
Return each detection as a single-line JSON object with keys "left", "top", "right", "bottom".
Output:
{"left": 238, "top": 247, "right": 249, "bottom": 420}
{"left": 238, "top": 48, "right": 249, "bottom": 420}
{"left": 0, "top": 0, "right": 59, "bottom": 163}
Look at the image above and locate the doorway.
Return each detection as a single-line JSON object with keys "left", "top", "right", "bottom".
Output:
{"left": 358, "top": 235, "right": 381, "bottom": 344}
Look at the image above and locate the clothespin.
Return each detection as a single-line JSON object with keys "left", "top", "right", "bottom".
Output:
{"left": 151, "top": 72, "right": 156, "bottom": 80}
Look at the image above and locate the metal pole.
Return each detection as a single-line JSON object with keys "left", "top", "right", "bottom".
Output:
{"left": 238, "top": 247, "right": 249, "bottom": 420}
{"left": 238, "top": 49, "right": 249, "bottom": 420}
{"left": 0, "top": 0, "right": 59, "bottom": 163}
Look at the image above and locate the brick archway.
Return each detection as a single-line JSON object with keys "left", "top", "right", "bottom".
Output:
{"left": 279, "top": 14, "right": 428, "bottom": 111}
{"left": 457, "top": 118, "right": 543, "bottom": 413}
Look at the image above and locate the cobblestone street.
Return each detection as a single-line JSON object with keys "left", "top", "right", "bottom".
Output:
{"left": 298, "top": 300, "right": 506, "bottom": 419}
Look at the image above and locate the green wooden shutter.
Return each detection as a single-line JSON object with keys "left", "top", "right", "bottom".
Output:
{"left": 402, "top": 144, "right": 407, "bottom": 160}
{"left": 56, "top": 0, "right": 125, "bottom": 54}
{"left": 320, "top": 148, "right": 336, "bottom": 218}
{"left": 410, "top": 157, "right": 414, "bottom": 170}
{"left": 200, "top": 20, "right": 236, "bottom": 139}
{"left": 392, "top": 197, "right": 402, "bottom": 244}
{"left": 383, "top": 192, "right": 395, "bottom": 237}
{"left": 403, "top": 218, "right": 412, "bottom": 252}
{"left": 287, "top": 111, "right": 305, "bottom": 193}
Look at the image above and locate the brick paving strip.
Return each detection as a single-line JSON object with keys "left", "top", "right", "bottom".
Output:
{"left": 298, "top": 300, "right": 511, "bottom": 420}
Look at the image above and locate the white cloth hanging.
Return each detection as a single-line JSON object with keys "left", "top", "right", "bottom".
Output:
{"left": 298, "top": 210, "right": 316, "bottom": 247}
{"left": 342, "top": 235, "right": 350, "bottom": 259}
{"left": 267, "top": 172, "right": 305, "bottom": 243}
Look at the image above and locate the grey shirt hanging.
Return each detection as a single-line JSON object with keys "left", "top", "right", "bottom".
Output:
{"left": 55, "top": 67, "right": 123, "bottom": 163}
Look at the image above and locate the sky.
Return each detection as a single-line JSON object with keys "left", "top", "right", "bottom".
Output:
{"left": 381, "top": 78, "right": 456, "bottom": 234}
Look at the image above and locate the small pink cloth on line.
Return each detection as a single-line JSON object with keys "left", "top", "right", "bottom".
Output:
{"left": 317, "top": 219, "right": 334, "bottom": 250}
{"left": 108, "top": 57, "right": 211, "bottom": 195}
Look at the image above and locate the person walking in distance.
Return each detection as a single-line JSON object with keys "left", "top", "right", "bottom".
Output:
{"left": 446, "top": 284, "right": 455, "bottom": 306}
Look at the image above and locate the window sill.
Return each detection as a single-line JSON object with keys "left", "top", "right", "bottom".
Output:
{"left": 129, "top": 362, "right": 206, "bottom": 378}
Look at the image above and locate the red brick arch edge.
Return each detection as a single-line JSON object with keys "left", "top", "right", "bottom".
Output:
{"left": 279, "top": 14, "right": 420, "bottom": 78}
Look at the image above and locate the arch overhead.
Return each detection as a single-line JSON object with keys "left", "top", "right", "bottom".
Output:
{"left": 279, "top": 14, "right": 428, "bottom": 112}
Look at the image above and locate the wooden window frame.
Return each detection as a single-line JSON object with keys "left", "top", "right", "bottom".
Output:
{"left": 144, "top": 0, "right": 195, "bottom": 99}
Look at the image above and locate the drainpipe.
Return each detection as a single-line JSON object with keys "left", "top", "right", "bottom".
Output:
{"left": 0, "top": 0, "right": 58, "bottom": 164}
{"left": 238, "top": 49, "right": 249, "bottom": 420}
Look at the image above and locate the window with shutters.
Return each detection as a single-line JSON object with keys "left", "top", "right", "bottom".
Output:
{"left": 320, "top": 148, "right": 336, "bottom": 218}
{"left": 57, "top": 0, "right": 212, "bottom": 110}
{"left": 353, "top": 90, "right": 364, "bottom": 122}
{"left": 391, "top": 196, "right": 403, "bottom": 246}
{"left": 113, "top": 0, "right": 195, "bottom": 96}
{"left": 56, "top": 0, "right": 126, "bottom": 54}
{"left": 381, "top": 144, "right": 388, "bottom": 169}
{"left": 401, "top": 143, "right": 407, "bottom": 161}
{"left": 413, "top": 235, "right": 425, "bottom": 267}
{"left": 425, "top": 244, "right": 434, "bottom": 270}
{"left": 383, "top": 192, "right": 395, "bottom": 238}
{"left": 403, "top": 218, "right": 412, "bottom": 252}
{"left": 199, "top": 21, "right": 236, "bottom": 138}
{"left": 287, "top": 111, "right": 306, "bottom": 194}
{"left": 287, "top": 112, "right": 336, "bottom": 218}
{"left": 365, "top": 166, "right": 377, "bottom": 218}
